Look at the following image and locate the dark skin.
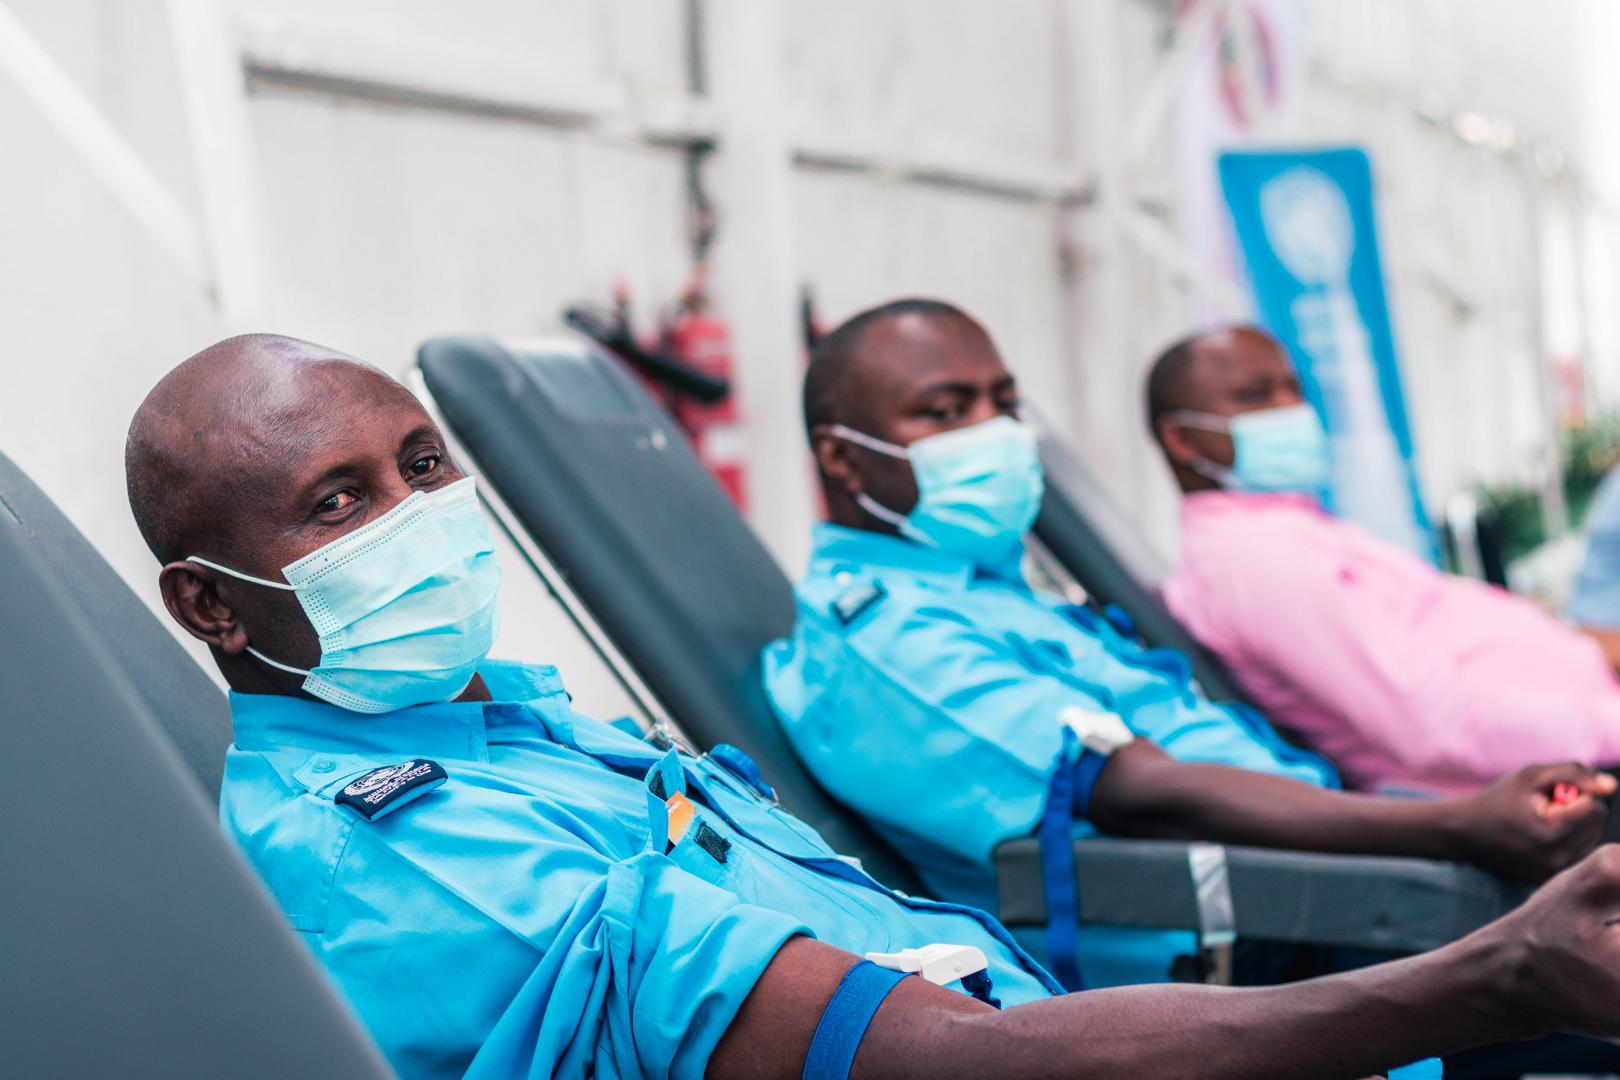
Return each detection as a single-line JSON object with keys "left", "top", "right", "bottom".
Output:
{"left": 1153, "top": 327, "right": 1308, "bottom": 495}
{"left": 811, "top": 309, "right": 1613, "bottom": 884}
{"left": 136, "top": 337, "right": 1620, "bottom": 1078}
{"left": 814, "top": 312, "right": 1021, "bottom": 535}
{"left": 139, "top": 341, "right": 490, "bottom": 704}
{"left": 715, "top": 846, "right": 1620, "bottom": 1078}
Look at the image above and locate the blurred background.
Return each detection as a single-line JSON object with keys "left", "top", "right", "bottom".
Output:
{"left": 5, "top": 0, "right": 1620, "bottom": 704}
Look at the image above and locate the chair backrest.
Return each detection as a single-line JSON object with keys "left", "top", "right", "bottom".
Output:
{"left": 1031, "top": 430, "right": 1249, "bottom": 703}
{"left": 0, "top": 459, "right": 394, "bottom": 1078}
{"left": 0, "top": 451, "right": 232, "bottom": 798}
{"left": 417, "top": 335, "right": 923, "bottom": 892}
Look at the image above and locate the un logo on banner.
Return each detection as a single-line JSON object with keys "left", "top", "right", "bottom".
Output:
{"left": 1258, "top": 165, "right": 1356, "bottom": 289}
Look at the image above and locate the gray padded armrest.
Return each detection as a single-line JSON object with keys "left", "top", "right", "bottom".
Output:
{"left": 995, "top": 837, "right": 1529, "bottom": 954}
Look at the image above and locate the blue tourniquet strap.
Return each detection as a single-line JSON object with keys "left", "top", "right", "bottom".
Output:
{"left": 1389, "top": 1058, "right": 1442, "bottom": 1079}
{"left": 1073, "top": 749, "right": 1109, "bottom": 814}
{"left": 1038, "top": 732, "right": 1085, "bottom": 991}
{"left": 802, "top": 961, "right": 912, "bottom": 1080}
{"left": 959, "top": 969, "right": 1001, "bottom": 1009}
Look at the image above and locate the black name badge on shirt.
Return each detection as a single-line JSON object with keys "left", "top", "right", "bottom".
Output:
{"left": 336, "top": 760, "right": 447, "bottom": 821}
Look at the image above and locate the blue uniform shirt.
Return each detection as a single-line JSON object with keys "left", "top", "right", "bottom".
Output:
{"left": 1568, "top": 466, "right": 1620, "bottom": 629}
{"left": 763, "top": 525, "right": 1339, "bottom": 982}
{"left": 221, "top": 660, "right": 1059, "bottom": 1079}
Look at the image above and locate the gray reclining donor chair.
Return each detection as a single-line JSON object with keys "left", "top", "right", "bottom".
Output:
{"left": 0, "top": 450, "right": 232, "bottom": 798}
{"left": 413, "top": 334, "right": 1528, "bottom": 967}
{"left": 1026, "top": 424, "right": 1247, "bottom": 704}
{"left": 0, "top": 451, "right": 394, "bottom": 1077}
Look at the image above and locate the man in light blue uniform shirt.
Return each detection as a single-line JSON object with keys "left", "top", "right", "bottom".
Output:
{"left": 122, "top": 332, "right": 1620, "bottom": 1078}
{"left": 772, "top": 524, "right": 1328, "bottom": 914}
{"left": 1568, "top": 464, "right": 1620, "bottom": 671}
{"left": 763, "top": 299, "right": 1608, "bottom": 987}
{"left": 223, "top": 658, "right": 1057, "bottom": 1075}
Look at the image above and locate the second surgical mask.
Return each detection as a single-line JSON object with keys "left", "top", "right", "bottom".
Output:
{"left": 822, "top": 416, "right": 1045, "bottom": 569}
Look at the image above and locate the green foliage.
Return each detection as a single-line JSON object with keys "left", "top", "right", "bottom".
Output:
{"left": 1475, "top": 413, "right": 1620, "bottom": 566}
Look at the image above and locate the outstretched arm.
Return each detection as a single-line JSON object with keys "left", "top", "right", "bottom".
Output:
{"left": 711, "top": 846, "right": 1620, "bottom": 1079}
{"left": 1086, "top": 740, "right": 1613, "bottom": 882}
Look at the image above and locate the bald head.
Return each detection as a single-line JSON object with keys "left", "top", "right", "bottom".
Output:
{"left": 801, "top": 298, "right": 983, "bottom": 439}
{"left": 125, "top": 334, "right": 409, "bottom": 565}
{"left": 1146, "top": 324, "right": 1306, "bottom": 492}
{"left": 803, "top": 298, "right": 1021, "bottom": 532}
{"left": 1145, "top": 326, "right": 1298, "bottom": 429}
{"left": 129, "top": 333, "right": 471, "bottom": 697}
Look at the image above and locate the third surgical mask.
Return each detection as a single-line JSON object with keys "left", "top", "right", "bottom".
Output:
{"left": 1174, "top": 403, "right": 1332, "bottom": 494}
{"left": 822, "top": 416, "right": 1045, "bottom": 568}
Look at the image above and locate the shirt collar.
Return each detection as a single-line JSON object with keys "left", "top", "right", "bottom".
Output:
{"left": 808, "top": 522, "right": 1025, "bottom": 587}
{"left": 1181, "top": 489, "right": 1322, "bottom": 522}
{"left": 229, "top": 659, "right": 569, "bottom": 760}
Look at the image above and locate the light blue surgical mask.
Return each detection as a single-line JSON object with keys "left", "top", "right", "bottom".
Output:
{"left": 1174, "top": 403, "right": 1332, "bottom": 494}
{"left": 187, "top": 476, "right": 502, "bottom": 714}
{"left": 823, "top": 415, "right": 1045, "bottom": 568}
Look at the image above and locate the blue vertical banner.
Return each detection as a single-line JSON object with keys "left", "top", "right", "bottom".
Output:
{"left": 1218, "top": 147, "right": 1434, "bottom": 559}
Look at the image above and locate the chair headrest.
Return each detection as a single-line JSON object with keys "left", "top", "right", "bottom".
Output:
{"left": 0, "top": 451, "right": 230, "bottom": 798}
{"left": 417, "top": 335, "right": 923, "bottom": 892}
{"left": 1031, "top": 429, "right": 1247, "bottom": 703}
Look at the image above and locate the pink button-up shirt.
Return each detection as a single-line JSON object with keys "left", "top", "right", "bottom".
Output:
{"left": 1163, "top": 490, "right": 1620, "bottom": 794}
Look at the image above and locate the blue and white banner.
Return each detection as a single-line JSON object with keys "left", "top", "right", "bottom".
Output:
{"left": 1218, "top": 147, "right": 1434, "bottom": 559}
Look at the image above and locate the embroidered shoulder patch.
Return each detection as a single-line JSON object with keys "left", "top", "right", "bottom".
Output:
{"left": 335, "top": 760, "right": 447, "bottom": 821}
{"left": 832, "top": 581, "right": 887, "bottom": 625}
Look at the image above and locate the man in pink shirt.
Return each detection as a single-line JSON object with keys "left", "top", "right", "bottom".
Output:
{"left": 1147, "top": 325, "right": 1620, "bottom": 794}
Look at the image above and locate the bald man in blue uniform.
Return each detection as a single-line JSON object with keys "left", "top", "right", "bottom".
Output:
{"left": 124, "top": 333, "right": 1620, "bottom": 1079}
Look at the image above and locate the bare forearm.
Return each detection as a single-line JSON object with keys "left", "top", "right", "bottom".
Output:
{"left": 1089, "top": 748, "right": 1461, "bottom": 861}
{"left": 712, "top": 851, "right": 1620, "bottom": 1077}
{"left": 860, "top": 932, "right": 1518, "bottom": 1080}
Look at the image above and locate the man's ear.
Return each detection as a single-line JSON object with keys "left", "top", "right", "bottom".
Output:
{"left": 811, "top": 432, "right": 864, "bottom": 495}
{"left": 159, "top": 563, "right": 249, "bottom": 654}
{"left": 1155, "top": 415, "right": 1202, "bottom": 469}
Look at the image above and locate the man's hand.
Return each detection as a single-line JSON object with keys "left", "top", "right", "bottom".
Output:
{"left": 1089, "top": 741, "right": 1610, "bottom": 880}
{"left": 1474, "top": 843, "right": 1620, "bottom": 1039}
{"left": 1447, "top": 763, "right": 1614, "bottom": 882}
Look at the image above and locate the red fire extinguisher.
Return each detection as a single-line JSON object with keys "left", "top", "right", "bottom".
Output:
{"left": 666, "top": 285, "right": 746, "bottom": 510}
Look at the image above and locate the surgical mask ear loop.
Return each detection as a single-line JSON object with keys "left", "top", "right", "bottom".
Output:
{"left": 817, "top": 424, "right": 909, "bottom": 460}
{"left": 244, "top": 646, "right": 313, "bottom": 678}
{"left": 817, "top": 424, "right": 919, "bottom": 532}
{"left": 1167, "top": 412, "right": 1237, "bottom": 487}
{"left": 1168, "top": 410, "right": 1233, "bottom": 436}
{"left": 183, "top": 556, "right": 307, "bottom": 592}
{"left": 1187, "top": 458, "right": 1237, "bottom": 487}
{"left": 184, "top": 556, "right": 313, "bottom": 675}
{"left": 853, "top": 492, "right": 914, "bottom": 533}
